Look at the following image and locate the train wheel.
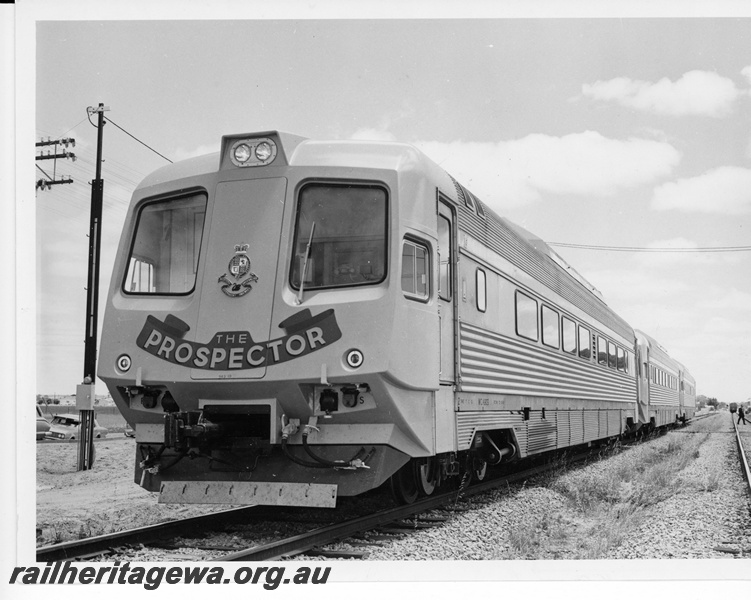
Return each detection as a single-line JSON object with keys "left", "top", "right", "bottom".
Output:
{"left": 390, "top": 462, "right": 419, "bottom": 505}
{"left": 415, "top": 457, "right": 439, "bottom": 496}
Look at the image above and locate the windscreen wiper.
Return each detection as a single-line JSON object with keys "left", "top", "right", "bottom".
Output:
{"left": 296, "top": 222, "right": 316, "bottom": 305}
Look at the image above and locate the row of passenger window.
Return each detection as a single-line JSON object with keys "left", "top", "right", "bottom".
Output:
{"left": 651, "top": 365, "right": 677, "bottom": 391}
{"left": 513, "top": 288, "right": 630, "bottom": 374}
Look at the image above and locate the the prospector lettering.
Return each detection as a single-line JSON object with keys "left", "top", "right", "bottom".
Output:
{"left": 135, "top": 309, "right": 341, "bottom": 370}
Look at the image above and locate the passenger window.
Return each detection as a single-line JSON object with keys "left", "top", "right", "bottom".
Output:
{"left": 515, "top": 291, "right": 539, "bottom": 341}
{"left": 438, "top": 215, "right": 452, "bottom": 301}
{"left": 578, "top": 326, "right": 591, "bottom": 359}
{"left": 476, "top": 268, "right": 487, "bottom": 312}
{"left": 562, "top": 317, "right": 576, "bottom": 355}
{"left": 607, "top": 342, "right": 617, "bottom": 369}
{"left": 617, "top": 346, "right": 625, "bottom": 371}
{"left": 401, "top": 240, "right": 429, "bottom": 301}
{"left": 597, "top": 337, "right": 608, "bottom": 365}
{"left": 541, "top": 306, "right": 560, "bottom": 348}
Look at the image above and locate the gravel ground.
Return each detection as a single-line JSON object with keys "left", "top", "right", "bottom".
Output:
{"left": 356, "top": 412, "right": 751, "bottom": 560}
{"left": 37, "top": 411, "right": 751, "bottom": 561}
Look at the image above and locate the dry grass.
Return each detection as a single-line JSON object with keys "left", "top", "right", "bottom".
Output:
{"left": 539, "top": 431, "right": 710, "bottom": 558}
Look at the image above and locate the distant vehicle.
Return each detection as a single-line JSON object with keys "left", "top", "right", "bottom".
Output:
{"left": 730, "top": 403, "right": 738, "bottom": 414}
{"left": 44, "top": 413, "right": 107, "bottom": 441}
{"left": 124, "top": 423, "right": 135, "bottom": 438}
{"left": 36, "top": 406, "right": 50, "bottom": 441}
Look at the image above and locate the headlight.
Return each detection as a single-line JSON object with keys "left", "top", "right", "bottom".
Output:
{"left": 234, "top": 143, "right": 252, "bottom": 163}
{"left": 255, "top": 141, "right": 273, "bottom": 161}
{"left": 229, "top": 138, "right": 277, "bottom": 167}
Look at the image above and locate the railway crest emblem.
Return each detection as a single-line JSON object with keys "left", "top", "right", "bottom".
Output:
{"left": 218, "top": 244, "right": 258, "bottom": 297}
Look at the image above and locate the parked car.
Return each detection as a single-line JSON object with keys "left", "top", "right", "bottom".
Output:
{"left": 44, "top": 413, "right": 108, "bottom": 441}
{"left": 36, "top": 405, "right": 50, "bottom": 440}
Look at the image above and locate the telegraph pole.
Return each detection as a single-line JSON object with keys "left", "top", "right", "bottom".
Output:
{"left": 77, "top": 103, "right": 109, "bottom": 471}
{"left": 35, "top": 137, "right": 75, "bottom": 190}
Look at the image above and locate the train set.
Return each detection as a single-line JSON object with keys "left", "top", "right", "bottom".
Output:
{"left": 98, "top": 131, "right": 696, "bottom": 507}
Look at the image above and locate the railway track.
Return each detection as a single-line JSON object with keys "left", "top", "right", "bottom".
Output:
{"left": 733, "top": 417, "right": 751, "bottom": 511}
{"left": 38, "top": 417, "right": 710, "bottom": 562}
{"left": 38, "top": 443, "right": 600, "bottom": 562}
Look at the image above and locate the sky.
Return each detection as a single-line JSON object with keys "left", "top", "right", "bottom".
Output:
{"left": 24, "top": 11, "right": 751, "bottom": 404}
{"left": 5, "top": 0, "right": 751, "bottom": 592}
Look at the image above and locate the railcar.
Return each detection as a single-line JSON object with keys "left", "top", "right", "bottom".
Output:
{"left": 98, "top": 131, "right": 692, "bottom": 508}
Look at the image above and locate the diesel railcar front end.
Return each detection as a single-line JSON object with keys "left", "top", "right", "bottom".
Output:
{"left": 99, "top": 132, "right": 450, "bottom": 507}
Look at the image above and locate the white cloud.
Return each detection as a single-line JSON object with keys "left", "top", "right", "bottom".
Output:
{"left": 698, "top": 287, "right": 751, "bottom": 312}
{"left": 415, "top": 131, "right": 680, "bottom": 210}
{"left": 582, "top": 70, "right": 743, "bottom": 117}
{"left": 651, "top": 166, "right": 751, "bottom": 214}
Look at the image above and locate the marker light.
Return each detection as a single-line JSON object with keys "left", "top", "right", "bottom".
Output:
{"left": 116, "top": 354, "right": 132, "bottom": 372}
{"left": 233, "top": 143, "right": 251, "bottom": 163}
{"left": 345, "top": 349, "right": 364, "bottom": 369}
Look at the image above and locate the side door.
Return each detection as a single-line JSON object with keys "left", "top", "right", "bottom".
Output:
{"left": 437, "top": 199, "right": 456, "bottom": 384}
{"left": 636, "top": 337, "right": 650, "bottom": 426}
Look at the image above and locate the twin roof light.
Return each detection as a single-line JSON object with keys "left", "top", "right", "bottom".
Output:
{"left": 230, "top": 137, "right": 278, "bottom": 167}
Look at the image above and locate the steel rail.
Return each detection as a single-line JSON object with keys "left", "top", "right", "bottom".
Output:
{"left": 732, "top": 417, "right": 751, "bottom": 514}
{"left": 36, "top": 505, "right": 268, "bottom": 562}
{"left": 37, "top": 419, "right": 699, "bottom": 562}
{"left": 218, "top": 454, "right": 589, "bottom": 561}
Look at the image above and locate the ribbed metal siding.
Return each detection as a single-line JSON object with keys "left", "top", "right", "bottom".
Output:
{"left": 456, "top": 411, "right": 523, "bottom": 448}
{"left": 558, "top": 411, "right": 570, "bottom": 448}
{"left": 649, "top": 385, "right": 679, "bottom": 408}
{"left": 456, "top": 204, "right": 632, "bottom": 340}
{"left": 460, "top": 322, "right": 636, "bottom": 403}
{"left": 456, "top": 409, "right": 626, "bottom": 456}
{"left": 528, "top": 415, "right": 558, "bottom": 453}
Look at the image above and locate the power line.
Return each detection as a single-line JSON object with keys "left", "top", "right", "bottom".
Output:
{"left": 548, "top": 242, "right": 751, "bottom": 253}
{"left": 104, "top": 116, "right": 173, "bottom": 164}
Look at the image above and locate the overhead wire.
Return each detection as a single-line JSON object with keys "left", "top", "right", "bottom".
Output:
{"left": 104, "top": 116, "right": 173, "bottom": 164}
{"left": 548, "top": 242, "right": 751, "bottom": 253}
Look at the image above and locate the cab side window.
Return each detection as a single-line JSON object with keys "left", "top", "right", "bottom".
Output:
{"left": 401, "top": 239, "right": 429, "bottom": 301}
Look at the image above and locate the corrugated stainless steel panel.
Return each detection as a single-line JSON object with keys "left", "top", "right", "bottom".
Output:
{"left": 583, "top": 411, "right": 599, "bottom": 442}
{"left": 527, "top": 415, "right": 558, "bottom": 454}
{"left": 557, "top": 411, "right": 571, "bottom": 448}
{"left": 649, "top": 386, "right": 680, "bottom": 408}
{"left": 457, "top": 204, "right": 632, "bottom": 340}
{"left": 599, "top": 410, "right": 607, "bottom": 437}
{"left": 570, "top": 411, "right": 584, "bottom": 445}
{"left": 459, "top": 322, "right": 636, "bottom": 403}
{"left": 455, "top": 411, "right": 524, "bottom": 449}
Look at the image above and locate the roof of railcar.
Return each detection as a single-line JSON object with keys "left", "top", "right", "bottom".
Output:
{"left": 134, "top": 132, "right": 629, "bottom": 336}
{"left": 136, "top": 136, "right": 454, "bottom": 192}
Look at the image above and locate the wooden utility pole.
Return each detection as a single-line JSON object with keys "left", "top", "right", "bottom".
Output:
{"left": 77, "top": 103, "right": 109, "bottom": 471}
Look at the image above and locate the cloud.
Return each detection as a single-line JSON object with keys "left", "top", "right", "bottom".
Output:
{"left": 651, "top": 166, "right": 751, "bottom": 214}
{"left": 742, "top": 66, "right": 751, "bottom": 85}
{"left": 582, "top": 70, "right": 744, "bottom": 117}
{"left": 415, "top": 131, "right": 680, "bottom": 210}
{"left": 698, "top": 287, "right": 751, "bottom": 312}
